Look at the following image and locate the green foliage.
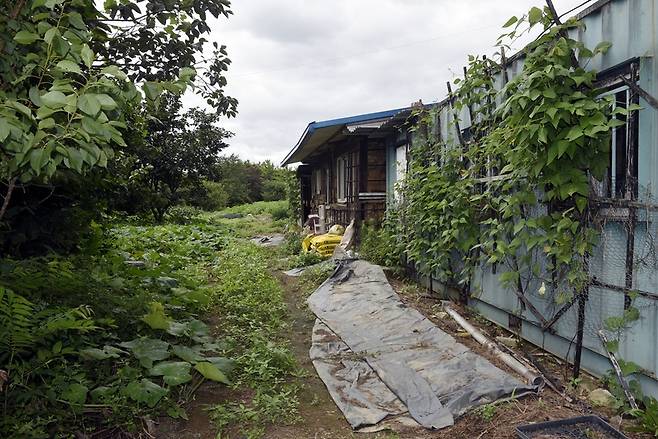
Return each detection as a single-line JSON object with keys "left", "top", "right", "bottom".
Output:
{"left": 283, "top": 227, "right": 304, "bottom": 255}
{"left": 288, "top": 251, "right": 324, "bottom": 269}
{"left": 99, "top": 0, "right": 237, "bottom": 115}
{"left": 630, "top": 396, "right": 658, "bottom": 436}
{"left": 476, "top": 403, "right": 497, "bottom": 421}
{"left": 0, "top": 221, "right": 235, "bottom": 436}
{"left": 359, "top": 213, "right": 404, "bottom": 268}
{"left": 221, "top": 200, "right": 289, "bottom": 217}
{"left": 0, "top": 287, "right": 35, "bottom": 358}
{"left": 256, "top": 160, "right": 294, "bottom": 203}
{"left": 165, "top": 205, "right": 204, "bottom": 225}
{"left": 286, "top": 167, "right": 302, "bottom": 222}
{"left": 0, "top": 0, "right": 238, "bottom": 252}
{"left": 0, "top": 0, "right": 134, "bottom": 189}
{"left": 270, "top": 203, "right": 290, "bottom": 221}
{"left": 400, "top": 8, "right": 622, "bottom": 300}
{"left": 602, "top": 358, "right": 644, "bottom": 412}
{"left": 208, "top": 385, "right": 300, "bottom": 439}
{"left": 112, "top": 94, "right": 232, "bottom": 221}
{"left": 197, "top": 180, "right": 230, "bottom": 211}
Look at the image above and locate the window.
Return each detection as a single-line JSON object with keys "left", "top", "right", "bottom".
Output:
{"left": 394, "top": 145, "right": 407, "bottom": 201}
{"left": 313, "top": 168, "right": 322, "bottom": 195}
{"left": 593, "top": 84, "right": 639, "bottom": 199}
{"left": 336, "top": 155, "right": 348, "bottom": 203}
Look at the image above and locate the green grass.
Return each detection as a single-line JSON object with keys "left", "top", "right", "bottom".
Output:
{"left": 206, "top": 240, "right": 302, "bottom": 437}
{"left": 218, "top": 200, "right": 288, "bottom": 217}
{"left": 199, "top": 200, "right": 290, "bottom": 239}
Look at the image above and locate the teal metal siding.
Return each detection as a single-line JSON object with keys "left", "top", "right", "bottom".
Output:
{"left": 392, "top": 0, "right": 658, "bottom": 396}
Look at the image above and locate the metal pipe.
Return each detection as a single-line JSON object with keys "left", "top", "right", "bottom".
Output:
{"left": 443, "top": 303, "right": 544, "bottom": 387}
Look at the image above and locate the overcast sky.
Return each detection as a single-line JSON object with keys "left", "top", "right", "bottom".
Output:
{"left": 183, "top": 0, "right": 588, "bottom": 165}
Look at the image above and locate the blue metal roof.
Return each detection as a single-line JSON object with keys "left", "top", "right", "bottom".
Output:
{"left": 281, "top": 107, "right": 409, "bottom": 166}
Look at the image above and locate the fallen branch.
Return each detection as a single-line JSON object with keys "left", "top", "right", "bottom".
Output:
{"left": 598, "top": 330, "right": 638, "bottom": 410}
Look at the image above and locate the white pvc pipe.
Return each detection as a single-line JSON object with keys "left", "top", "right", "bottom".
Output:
{"left": 443, "top": 304, "right": 544, "bottom": 387}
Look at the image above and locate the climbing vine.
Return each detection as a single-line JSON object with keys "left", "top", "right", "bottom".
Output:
{"left": 399, "top": 7, "right": 636, "bottom": 305}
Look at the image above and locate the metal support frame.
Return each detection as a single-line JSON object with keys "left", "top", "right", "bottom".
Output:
{"left": 572, "top": 290, "right": 588, "bottom": 378}
{"left": 446, "top": 81, "right": 465, "bottom": 147}
{"left": 623, "top": 63, "right": 640, "bottom": 309}
{"left": 620, "top": 75, "right": 658, "bottom": 110}
{"left": 542, "top": 292, "right": 579, "bottom": 332}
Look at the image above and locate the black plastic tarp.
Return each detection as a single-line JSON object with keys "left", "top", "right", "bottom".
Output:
{"left": 307, "top": 259, "right": 536, "bottom": 430}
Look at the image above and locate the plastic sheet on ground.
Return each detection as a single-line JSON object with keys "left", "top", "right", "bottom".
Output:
{"left": 250, "top": 234, "right": 285, "bottom": 247}
{"left": 283, "top": 260, "right": 335, "bottom": 277}
{"left": 307, "top": 259, "right": 537, "bottom": 430}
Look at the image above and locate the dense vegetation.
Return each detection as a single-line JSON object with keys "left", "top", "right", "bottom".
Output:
{"left": 0, "top": 1, "right": 300, "bottom": 437}
{"left": 0, "top": 203, "right": 302, "bottom": 437}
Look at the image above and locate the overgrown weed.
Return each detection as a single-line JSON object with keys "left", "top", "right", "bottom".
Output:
{"left": 205, "top": 240, "right": 302, "bottom": 437}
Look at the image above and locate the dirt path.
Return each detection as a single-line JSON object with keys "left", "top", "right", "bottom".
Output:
{"left": 264, "top": 271, "right": 359, "bottom": 439}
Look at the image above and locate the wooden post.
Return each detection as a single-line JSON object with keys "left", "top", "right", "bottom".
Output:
{"left": 500, "top": 47, "right": 509, "bottom": 86}
{"left": 463, "top": 65, "right": 475, "bottom": 126}
{"left": 545, "top": 0, "right": 580, "bottom": 68}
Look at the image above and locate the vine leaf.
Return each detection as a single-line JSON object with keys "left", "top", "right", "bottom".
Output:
{"left": 14, "top": 30, "right": 39, "bottom": 45}
{"left": 503, "top": 16, "right": 518, "bottom": 28}
{"left": 528, "top": 7, "right": 543, "bottom": 25}
{"left": 61, "top": 383, "right": 88, "bottom": 405}
{"left": 142, "top": 302, "right": 171, "bottom": 330}
{"left": 171, "top": 344, "right": 204, "bottom": 363}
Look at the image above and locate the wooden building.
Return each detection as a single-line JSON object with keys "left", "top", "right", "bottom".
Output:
{"left": 282, "top": 108, "right": 411, "bottom": 230}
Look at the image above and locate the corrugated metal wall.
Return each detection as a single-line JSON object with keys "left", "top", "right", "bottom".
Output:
{"left": 392, "top": 0, "right": 658, "bottom": 396}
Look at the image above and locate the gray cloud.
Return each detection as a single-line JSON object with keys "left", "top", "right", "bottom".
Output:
{"left": 184, "top": 0, "right": 588, "bottom": 164}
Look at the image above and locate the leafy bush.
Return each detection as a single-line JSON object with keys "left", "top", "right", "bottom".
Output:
{"left": 288, "top": 251, "right": 324, "bottom": 269}
{"left": 359, "top": 217, "right": 402, "bottom": 267}
{"left": 283, "top": 228, "right": 304, "bottom": 255}
{"left": 270, "top": 204, "right": 289, "bottom": 221}
{"left": 0, "top": 222, "right": 234, "bottom": 437}
{"left": 165, "top": 205, "right": 203, "bottom": 224}
{"left": 262, "top": 179, "right": 288, "bottom": 201}
{"left": 631, "top": 397, "right": 658, "bottom": 436}
{"left": 201, "top": 180, "right": 230, "bottom": 211}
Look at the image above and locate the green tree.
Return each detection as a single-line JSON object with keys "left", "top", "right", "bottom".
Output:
{"left": 0, "top": 0, "right": 237, "bottom": 247}
{"left": 117, "top": 93, "right": 231, "bottom": 221}
{"left": 0, "top": 0, "right": 139, "bottom": 222}
{"left": 215, "top": 155, "right": 263, "bottom": 206}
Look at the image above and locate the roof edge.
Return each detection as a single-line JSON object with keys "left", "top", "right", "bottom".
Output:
{"left": 280, "top": 106, "right": 409, "bottom": 166}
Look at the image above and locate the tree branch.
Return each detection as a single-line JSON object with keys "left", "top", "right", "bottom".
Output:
{"left": 0, "top": 178, "right": 17, "bottom": 222}
{"left": 0, "top": 0, "right": 26, "bottom": 54}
